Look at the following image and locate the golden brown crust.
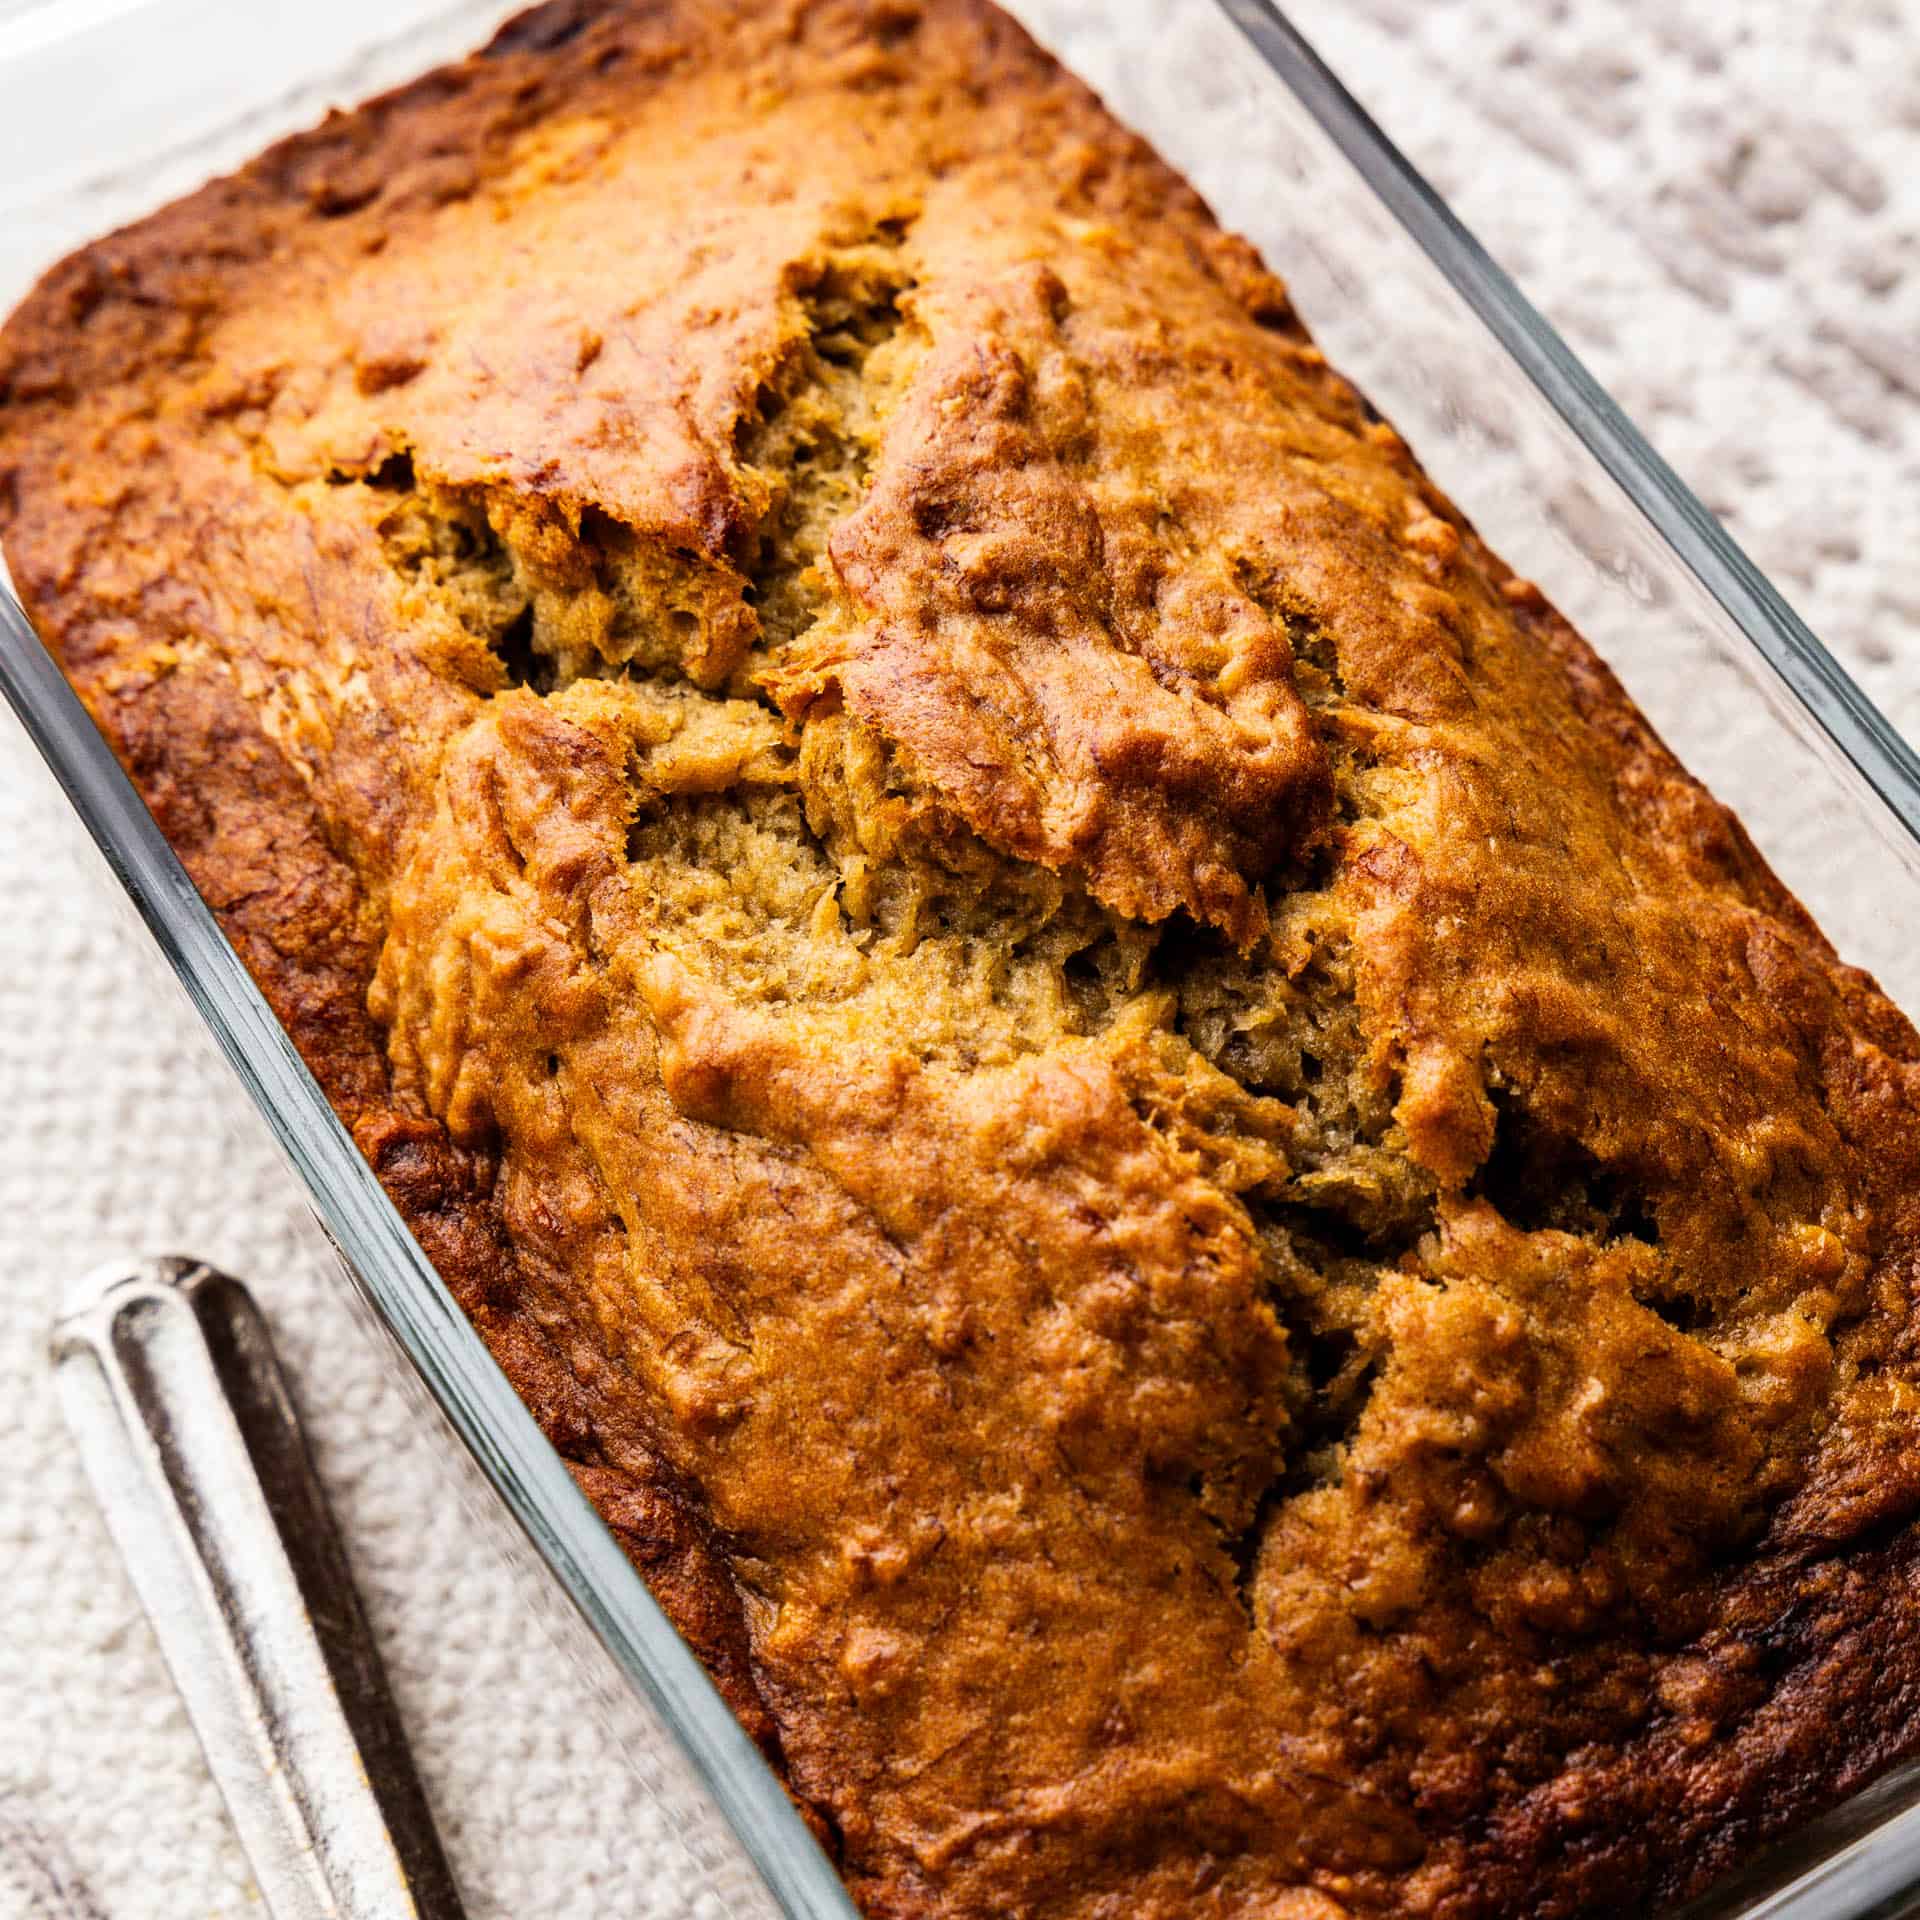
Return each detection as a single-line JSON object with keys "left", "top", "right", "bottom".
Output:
{"left": 8, "top": 3, "right": 1920, "bottom": 1914}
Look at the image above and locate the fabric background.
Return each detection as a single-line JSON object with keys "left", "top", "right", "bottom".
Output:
{"left": 1, "top": 1, "right": 1916, "bottom": 1913}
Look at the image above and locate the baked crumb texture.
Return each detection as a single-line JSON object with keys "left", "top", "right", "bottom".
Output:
{"left": 8, "top": 3, "right": 1920, "bottom": 1914}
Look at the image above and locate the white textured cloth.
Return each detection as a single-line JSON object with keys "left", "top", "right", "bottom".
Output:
{"left": 1, "top": 2, "right": 1917, "bottom": 1914}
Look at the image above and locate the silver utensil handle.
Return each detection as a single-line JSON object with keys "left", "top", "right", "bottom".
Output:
{"left": 52, "top": 1257, "right": 467, "bottom": 1920}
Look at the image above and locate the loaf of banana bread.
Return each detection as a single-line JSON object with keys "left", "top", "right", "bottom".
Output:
{"left": 8, "top": 3, "right": 1920, "bottom": 1914}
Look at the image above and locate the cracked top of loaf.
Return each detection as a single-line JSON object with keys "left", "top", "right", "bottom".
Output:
{"left": 8, "top": 2, "right": 1920, "bottom": 1914}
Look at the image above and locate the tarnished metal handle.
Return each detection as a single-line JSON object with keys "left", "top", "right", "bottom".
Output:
{"left": 51, "top": 1257, "right": 467, "bottom": 1920}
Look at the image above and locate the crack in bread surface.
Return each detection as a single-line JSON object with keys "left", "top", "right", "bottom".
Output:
{"left": 9, "top": 3, "right": 1920, "bottom": 1917}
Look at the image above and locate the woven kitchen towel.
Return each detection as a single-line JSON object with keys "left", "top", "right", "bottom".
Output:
{"left": 2, "top": 1, "right": 1917, "bottom": 1915}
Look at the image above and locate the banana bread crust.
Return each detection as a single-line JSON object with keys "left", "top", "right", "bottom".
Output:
{"left": 9, "top": 4, "right": 1920, "bottom": 1914}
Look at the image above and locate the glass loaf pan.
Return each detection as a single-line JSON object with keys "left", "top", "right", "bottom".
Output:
{"left": 3, "top": 2, "right": 1919, "bottom": 1914}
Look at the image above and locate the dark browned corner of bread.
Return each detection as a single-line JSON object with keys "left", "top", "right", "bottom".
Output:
{"left": 6, "top": 2, "right": 1920, "bottom": 1914}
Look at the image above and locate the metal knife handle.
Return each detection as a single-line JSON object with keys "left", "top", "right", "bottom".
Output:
{"left": 51, "top": 1257, "right": 467, "bottom": 1920}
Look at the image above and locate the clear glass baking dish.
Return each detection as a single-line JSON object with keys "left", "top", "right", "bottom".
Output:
{"left": 4, "top": 1, "right": 1920, "bottom": 1915}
